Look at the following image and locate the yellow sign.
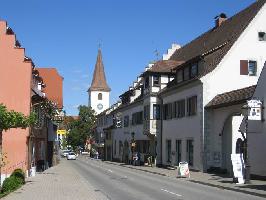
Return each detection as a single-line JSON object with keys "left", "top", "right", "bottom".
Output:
{"left": 57, "top": 130, "right": 66, "bottom": 135}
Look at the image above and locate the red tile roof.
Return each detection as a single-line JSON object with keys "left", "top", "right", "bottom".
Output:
{"left": 205, "top": 85, "right": 256, "bottom": 109}
{"left": 37, "top": 68, "right": 64, "bottom": 109}
{"left": 145, "top": 60, "right": 184, "bottom": 74}
{"left": 170, "top": 0, "right": 266, "bottom": 77}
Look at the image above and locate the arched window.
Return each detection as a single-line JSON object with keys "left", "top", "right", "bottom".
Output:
{"left": 98, "top": 93, "right": 102, "bottom": 100}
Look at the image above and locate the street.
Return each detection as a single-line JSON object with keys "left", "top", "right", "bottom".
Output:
{"left": 70, "top": 156, "right": 264, "bottom": 200}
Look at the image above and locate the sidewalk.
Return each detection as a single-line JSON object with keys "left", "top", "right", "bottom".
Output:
{"left": 2, "top": 159, "right": 108, "bottom": 200}
{"left": 103, "top": 160, "right": 266, "bottom": 198}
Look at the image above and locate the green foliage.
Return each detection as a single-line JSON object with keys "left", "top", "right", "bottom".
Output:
{"left": 39, "top": 100, "right": 57, "bottom": 119}
{"left": 61, "top": 137, "right": 67, "bottom": 150}
{"left": 1, "top": 175, "right": 23, "bottom": 193}
{"left": 66, "top": 106, "right": 96, "bottom": 150}
{"left": 10, "top": 169, "right": 25, "bottom": 184}
{"left": 0, "top": 103, "right": 36, "bottom": 131}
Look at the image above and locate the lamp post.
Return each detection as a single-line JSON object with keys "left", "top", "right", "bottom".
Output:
{"left": 243, "top": 112, "right": 250, "bottom": 184}
{"left": 243, "top": 99, "right": 263, "bottom": 183}
{"left": 241, "top": 103, "right": 250, "bottom": 184}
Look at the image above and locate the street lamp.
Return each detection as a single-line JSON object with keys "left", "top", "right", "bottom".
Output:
{"left": 241, "top": 107, "right": 250, "bottom": 184}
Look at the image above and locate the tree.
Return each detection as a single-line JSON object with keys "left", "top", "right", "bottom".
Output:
{"left": 66, "top": 106, "right": 96, "bottom": 151}
{"left": 0, "top": 103, "right": 35, "bottom": 182}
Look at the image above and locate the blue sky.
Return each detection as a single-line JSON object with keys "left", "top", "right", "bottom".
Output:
{"left": 0, "top": 0, "right": 255, "bottom": 115}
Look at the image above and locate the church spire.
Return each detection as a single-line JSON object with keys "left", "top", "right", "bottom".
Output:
{"left": 89, "top": 48, "right": 111, "bottom": 92}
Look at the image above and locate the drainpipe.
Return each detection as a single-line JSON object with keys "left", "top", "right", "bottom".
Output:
{"left": 158, "top": 94, "right": 163, "bottom": 167}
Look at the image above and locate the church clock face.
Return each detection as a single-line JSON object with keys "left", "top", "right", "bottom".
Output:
{"left": 97, "top": 103, "right": 103, "bottom": 110}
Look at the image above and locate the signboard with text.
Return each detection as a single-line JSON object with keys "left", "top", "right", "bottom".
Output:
{"left": 248, "top": 100, "right": 262, "bottom": 121}
{"left": 57, "top": 129, "right": 66, "bottom": 135}
{"left": 178, "top": 161, "right": 190, "bottom": 178}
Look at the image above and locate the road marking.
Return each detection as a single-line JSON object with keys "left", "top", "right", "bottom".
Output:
{"left": 161, "top": 189, "right": 182, "bottom": 197}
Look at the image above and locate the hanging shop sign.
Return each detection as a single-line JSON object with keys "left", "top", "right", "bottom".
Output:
{"left": 247, "top": 99, "right": 262, "bottom": 121}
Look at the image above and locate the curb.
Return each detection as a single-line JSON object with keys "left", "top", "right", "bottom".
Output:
{"left": 189, "top": 180, "right": 266, "bottom": 198}
{"left": 103, "top": 160, "right": 266, "bottom": 198}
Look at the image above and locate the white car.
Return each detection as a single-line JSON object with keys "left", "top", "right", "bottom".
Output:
{"left": 67, "top": 152, "right": 76, "bottom": 160}
{"left": 61, "top": 150, "right": 70, "bottom": 157}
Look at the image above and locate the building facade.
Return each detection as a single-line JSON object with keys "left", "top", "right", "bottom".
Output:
{"left": 96, "top": 0, "right": 266, "bottom": 179}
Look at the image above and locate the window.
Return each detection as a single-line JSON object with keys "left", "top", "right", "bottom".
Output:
{"left": 124, "top": 115, "right": 129, "bottom": 127}
{"left": 176, "top": 140, "right": 182, "bottom": 165}
{"left": 248, "top": 61, "right": 257, "bottom": 76}
{"left": 174, "top": 99, "right": 185, "bottom": 118}
{"left": 145, "top": 76, "right": 149, "bottom": 88}
{"left": 153, "top": 104, "right": 161, "bottom": 120}
{"left": 166, "top": 140, "right": 172, "bottom": 163}
{"left": 114, "top": 116, "right": 122, "bottom": 128}
{"left": 187, "top": 96, "right": 197, "bottom": 116}
{"left": 177, "top": 69, "right": 183, "bottom": 83}
{"left": 240, "top": 60, "right": 257, "bottom": 76}
{"left": 258, "top": 32, "right": 266, "bottom": 41}
{"left": 163, "top": 103, "right": 172, "bottom": 120}
{"left": 144, "top": 105, "right": 150, "bottom": 120}
{"left": 186, "top": 140, "right": 194, "bottom": 166}
{"left": 153, "top": 75, "right": 160, "bottom": 86}
{"left": 132, "top": 111, "right": 143, "bottom": 125}
{"left": 190, "top": 63, "right": 198, "bottom": 78}
{"left": 98, "top": 93, "right": 102, "bottom": 100}
{"left": 183, "top": 67, "right": 189, "bottom": 81}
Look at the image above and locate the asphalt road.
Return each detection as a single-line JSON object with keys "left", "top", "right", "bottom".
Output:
{"left": 68, "top": 156, "right": 264, "bottom": 200}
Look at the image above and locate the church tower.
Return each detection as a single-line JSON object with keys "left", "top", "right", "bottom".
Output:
{"left": 88, "top": 49, "right": 111, "bottom": 114}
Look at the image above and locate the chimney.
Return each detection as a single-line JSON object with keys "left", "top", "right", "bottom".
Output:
{"left": 215, "top": 13, "right": 227, "bottom": 27}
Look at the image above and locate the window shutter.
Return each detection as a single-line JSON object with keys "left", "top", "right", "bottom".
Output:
{"left": 169, "top": 103, "right": 172, "bottom": 119}
{"left": 240, "top": 60, "right": 248, "bottom": 75}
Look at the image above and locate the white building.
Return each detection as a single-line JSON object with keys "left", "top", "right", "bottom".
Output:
{"left": 160, "top": 0, "right": 266, "bottom": 174}
{"left": 239, "top": 62, "right": 266, "bottom": 177}
{"left": 100, "top": 47, "right": 180, "bottom": 164}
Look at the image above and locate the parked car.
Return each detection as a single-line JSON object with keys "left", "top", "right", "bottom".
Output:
{"left": 81, "top": 151, "right": 89, "bottom": 155}
{"left": 61, "top": 150, "right": 70, "bottom": 157}
{"left": 67, "top": 152, "right": 76, "bottom": 160}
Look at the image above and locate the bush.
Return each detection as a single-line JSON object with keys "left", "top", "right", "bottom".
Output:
{"left": 1, "top": 176, "right": 23, "bottom": 193}
{"left": 10, "top": 169, "right": 25, "bottom": 184}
